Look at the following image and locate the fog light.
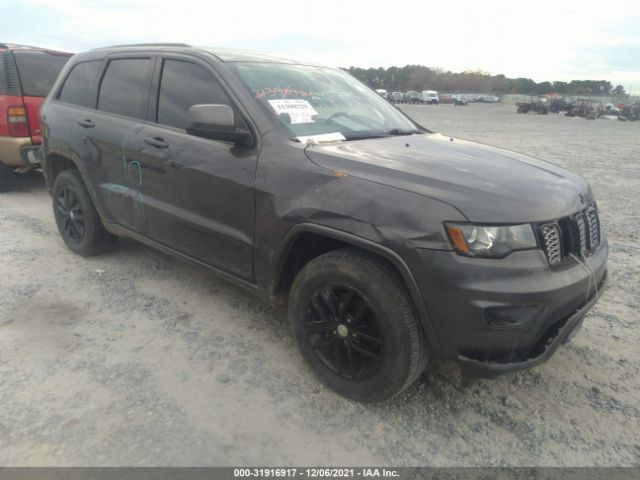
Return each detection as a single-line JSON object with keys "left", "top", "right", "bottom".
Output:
{"left": 485, "top": 306, "right": 540, "bottom": 328}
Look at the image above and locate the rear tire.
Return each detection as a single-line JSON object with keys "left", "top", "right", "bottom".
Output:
{"left": 0, "top": 163, "right": 15, "bottom": 192}
{"left": 52, "top": 169, "right": 117, "bottom": 256}
{"left": 289, "top": 248, "right": 428, "bottom": 402}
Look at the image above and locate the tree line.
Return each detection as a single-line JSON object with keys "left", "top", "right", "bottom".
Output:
{"left": 344, "top": 65, "right": 627, "bottom": 96}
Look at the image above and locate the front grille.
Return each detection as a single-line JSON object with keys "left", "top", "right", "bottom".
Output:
{"left": 541, "top": 223, "right": 562, "bottom": 265}
{"left": 576, "top": 213, "right": 587, "bottom": 255}
{"left": 538, "top": 207, "right": 601, "bottom": 266}
{"left": 586, "top": 209, "right": 601, "bottom": 250}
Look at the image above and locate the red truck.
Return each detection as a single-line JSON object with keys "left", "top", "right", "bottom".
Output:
{"left": 0, "top": 43, "right": 71, "bottom": 191}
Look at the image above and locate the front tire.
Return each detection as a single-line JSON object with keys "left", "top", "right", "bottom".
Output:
{"left": 52, "top": 169, "right": 117, "bottom": 256}
{"left": 289, "top": 248, "right": 428, "bottom": 402}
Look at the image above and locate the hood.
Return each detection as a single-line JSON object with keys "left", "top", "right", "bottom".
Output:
{"left": 305, "top": 133, "right": 592, "bottom": 223}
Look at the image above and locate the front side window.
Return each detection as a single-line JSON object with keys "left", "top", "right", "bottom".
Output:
{"left": 98, "top": 58, "right": 151, "bottom": 120}
{"left": 13, "top": 50, "right": 70, "bottom": 97}
{"left": 227, "top": 62, "right": 419, "bottom": 141}
{"left": 157, "top": 59, "right": 231, "bottom": 130}
{"left": 59, "top": 60, "right": 102, "bottom": 108}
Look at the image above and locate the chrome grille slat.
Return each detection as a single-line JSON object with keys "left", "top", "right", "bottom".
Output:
{"left": 541, "top": 223, "right": 562, "bottom": 265}
{"left": 586, "top": 209, "right": 600, "bottom": 250}
{"left": 576, "top": 214, "right": 587, "bottom": 255}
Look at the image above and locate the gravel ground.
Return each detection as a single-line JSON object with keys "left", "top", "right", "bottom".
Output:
{"left": 0, "top": 103, "right": 638, "bottom": 466}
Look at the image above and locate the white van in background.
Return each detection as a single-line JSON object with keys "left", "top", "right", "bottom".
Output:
{"left": 421, "top": 90, "right": 439, "bottom": 104}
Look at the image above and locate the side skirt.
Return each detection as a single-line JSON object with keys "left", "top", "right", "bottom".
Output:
{"left": 105, "top": 222, "right": 267, "bottom": 304}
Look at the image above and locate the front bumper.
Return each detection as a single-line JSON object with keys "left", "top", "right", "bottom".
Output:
{"left": 457, "top": 270, "right": 606, "bottom": 378}
{"left": 410, "top": 238, "right": 608, "bottom": 378}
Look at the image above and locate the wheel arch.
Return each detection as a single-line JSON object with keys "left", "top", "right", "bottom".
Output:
{"left": 270, "top": 223, "right": 443, "bottom": 357}
{"left": 43, "top": 152, "right": 114, "bottom": 236}
{"left": 43, "top": 153, "right": 79, "bottom": 192}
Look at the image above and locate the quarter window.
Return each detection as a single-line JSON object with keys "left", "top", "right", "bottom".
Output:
{"left": 98, "top": 58, "right": 151, "bottom": 119}
{"left": 59, "top": 60, "right": 102, "bottom": 108}
{"left": 157, "top": 60, "right": 230, "bottom": 130}
{"left": 12, "top": 50, "right": 69, "bottom": 97}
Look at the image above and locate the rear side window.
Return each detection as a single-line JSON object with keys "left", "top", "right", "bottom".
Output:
{"left": 157, "top": 59, "right": 231, "bottom": 130}
{"left": 59, "top": 60, "right": 102, "bottom": 107}
{"left": 0, "top": 53, "right": 6, "bottom": 94}
{"left": 12, "top": 51, "right": 69, "bottom": 96}
{"left": 98, "top": 58, "right": 151, "bottom": 120}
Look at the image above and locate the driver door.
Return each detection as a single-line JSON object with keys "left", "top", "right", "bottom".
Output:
{"left": 134, "top": 57, "right": 258, "bottom": 280}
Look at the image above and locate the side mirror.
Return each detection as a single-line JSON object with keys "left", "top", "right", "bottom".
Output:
{"left": 186, "top": 104, "right": 251, "bottom": 145}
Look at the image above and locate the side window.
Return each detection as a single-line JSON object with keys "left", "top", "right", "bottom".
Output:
{"left": 58, "top": 60, "right": 102, "bottom": 108}
{"left": 12, "top": 51, "right": 69, "bottom": 97}
{"left": 157, "top": 59, "right": 231, "bottom": 130}
{"left": 98, "top": 58, "right": 151, "bottom": 120}
{"left": 0, "top": 53, "right": 6, "bottom": 94}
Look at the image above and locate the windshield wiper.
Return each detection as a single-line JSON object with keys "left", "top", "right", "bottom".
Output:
{"left": 343, "top": 133, "right": 389, "bottom": 141}
{"left": 387, "top": 128, "right": 421, "bottom": 135}
{"left": 343, "top": 129, "right": 420, "bottom": 141}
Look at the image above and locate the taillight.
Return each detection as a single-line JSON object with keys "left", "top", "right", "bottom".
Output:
{"left": 8, "top": 106, "right": 31, "bottom": 137}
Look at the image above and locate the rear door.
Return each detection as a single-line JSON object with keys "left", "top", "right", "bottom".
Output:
{"left": 12, "top": 50, "right": 70, "bottom": 143}
{"left": 77, "top": 55, "right": 155, "bottom": 234}
{"left": 133, "top": 56, "right": 258, "bottom": 279}
{"left": 45, "top": 58, "right": 104, "bottom": 185}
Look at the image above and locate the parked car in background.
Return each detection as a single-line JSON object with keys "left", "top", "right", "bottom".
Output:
{"left": 453, "top": 94, "right": 469, "bottom": 106}
{"left": 0, "top": 43, "right": 71, "bottom": 191}
{"left": 438, "top": 94, "right": 453, "bottom": 104}
{"left": 421, "top": 90, "right": 439, "bottom": 104}
{"left": 390, "top": 91, "right": 405, "bottom": 103}
{"left": 472, "top": 94, "right": 500, "bottom": 103}
{"left": 405, "top": 90, "right": 422, "bottom": 103}
{"left": 375, "top": 89, "right": 387, "bottom": 99}
{"left": 41, "top": 44, "right": 607, "bottom": 402}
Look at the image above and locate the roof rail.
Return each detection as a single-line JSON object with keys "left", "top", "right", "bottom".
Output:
{"left": 0, "top": 42, "right": 41, "bottom": 50}
{"left": 0, "top": 43, "right": 70, "bottom": 53}
{"left": 92, "top": 42, "right": 191, "bottom": 50}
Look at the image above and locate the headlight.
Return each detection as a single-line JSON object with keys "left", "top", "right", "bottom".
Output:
{"left": 445, "top": 223, "right": 537, "bottom": 257}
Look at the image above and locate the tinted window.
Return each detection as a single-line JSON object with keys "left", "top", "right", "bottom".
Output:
{"left": 13, "top": 50, "right": 70, "bottom": 96}
{"left": 0, "top": 53, "right": 6, "bottom": 94}
{"left": 98, "top": 58, "right": 151, "bottom": 119}
{"left": 157, "top": 60, "right": 230, "bottom": 130}
{"left": 59, "top": 60, "right": 102, "bottom": 107}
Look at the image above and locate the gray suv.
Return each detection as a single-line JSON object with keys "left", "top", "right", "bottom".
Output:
{"left": 40, "top": 44, "right": 607, "bottom": 402}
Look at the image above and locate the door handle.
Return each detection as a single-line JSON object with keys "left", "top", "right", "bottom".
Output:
{"left": 144, "top": 136, "right": 169, "bottom": 148}
{"left": 76, "top": 119, "right": 94, "bottom": 128}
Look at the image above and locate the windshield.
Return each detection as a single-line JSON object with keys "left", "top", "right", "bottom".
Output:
{"left": 227, "top": 62, "right": 419, "bottom": 141}
{"left": 13, "top": 50, "right": 70, "bottom": 97}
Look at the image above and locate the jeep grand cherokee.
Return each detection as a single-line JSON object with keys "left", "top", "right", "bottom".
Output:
{"left": 40, "top": 44, "right": 607, "bottom": 402}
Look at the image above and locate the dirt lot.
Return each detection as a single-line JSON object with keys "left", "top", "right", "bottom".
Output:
{"left": 1, "top": 103, "right": 638, "bottom": 466}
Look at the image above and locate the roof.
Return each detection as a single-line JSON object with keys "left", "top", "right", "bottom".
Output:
{"left": 88, "top": 43, "right": 298, "bottom": 64}
{"left": 202, "top": 48, "right": 297, "bottom": 63}
{"left": 0, "top": 42, "right": 71, "bottom": 55}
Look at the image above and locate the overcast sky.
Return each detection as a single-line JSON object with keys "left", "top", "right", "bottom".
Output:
{"left": 2, "top": 0, "right": 639, "bottom": 92}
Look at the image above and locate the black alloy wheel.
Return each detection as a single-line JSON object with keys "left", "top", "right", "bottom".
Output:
{"left": 52, "top": 169, "right": 117, "bottom": 256}
{"left": 289, "top": 248, "right": 428, "bottom": 402}
{"left": 304, "top": 285, "right": 384, "bottom": 380}
{"left": 56, "top": 186, "right": 86, "bottom": 244}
